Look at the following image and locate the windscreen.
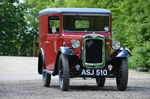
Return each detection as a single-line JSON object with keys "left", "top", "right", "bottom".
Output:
{"left": 63, "top": 15, "right": 109, "bottom": 32}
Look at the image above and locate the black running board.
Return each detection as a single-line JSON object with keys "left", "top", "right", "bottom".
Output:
{"left": 43, "top": 69, "right": 54, "bottom": 75}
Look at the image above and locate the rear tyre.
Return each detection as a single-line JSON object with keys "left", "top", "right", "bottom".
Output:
{"left": 43, "top": 71, "right": 51, "bottom": 87}
{"left": 41, "top": 58, "right": 51, "bottom": 87}
{"left": 96, "top": 77, "right": 105, "bottom": 87}
{"left": 58, "top": 54, "right": 69, "bottom": 91}
{"left": 116, "top": 59, "right": 128, "bottom": 91}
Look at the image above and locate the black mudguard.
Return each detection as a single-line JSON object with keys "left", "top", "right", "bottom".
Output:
{"left": 110, "top": 47, "right": 131, "bottom": 60}
{"left": 107, "top": 47, "right": 131, "bottom": 76}
{"left": 38, "top": 48, "right": 45, "bottom": 74}
{"left": 59, "top": 46, "right": 75, "bottom": 55}
{"left": 53, "top": 46, "right": 79, "bottom": 75}
{"left": 116, "top": 48, "right": 131, "bottom": 58}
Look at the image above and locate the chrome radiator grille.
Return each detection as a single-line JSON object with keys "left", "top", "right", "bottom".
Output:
{"left": 85, "top": 39, "right": 103, "bottom": 63}
{"left": 82, "top": 33, "right": 105, "bottom": 68}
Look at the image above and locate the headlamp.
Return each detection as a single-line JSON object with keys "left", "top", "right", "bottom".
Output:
{"left": 112, "top": 40, "right": 120, "bottom": 50}
{"left": 71, "top": 39, "right": 80, "bottom": 48}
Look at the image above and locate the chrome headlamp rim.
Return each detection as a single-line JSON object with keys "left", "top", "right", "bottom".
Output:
{"left": 112, "top": 40, "right": 120, "bottom": 50}
{"left": 71, "top": 39, "right": 80, "bottom": 48}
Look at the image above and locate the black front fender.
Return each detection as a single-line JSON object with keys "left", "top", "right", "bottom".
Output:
{"left": 53, "top": 46, "right": 77, "bottom": 75}
{"left": 116, "top": 48, "right": 131, "bottom": 58}
{"left": 108, "top": 48, "right": 131, "bottom": 75}
{"left": 38, "top": 48, "right": 44, "bottom": 74}
{"left": 59, "top": 46, "right": 74, "bottom": 55}
{"left": 110, "top": 48, "right": 131, "bottom": 59}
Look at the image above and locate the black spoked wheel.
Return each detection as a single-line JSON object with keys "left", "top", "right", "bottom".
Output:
{"left": 58, "top": 54, "right": 69, "bottom": 91}
{"left": 96, "top": 77, "right": 106, "bottom": 87}
{"left": 116, "top": 58, "right": 128, "bottom": 91}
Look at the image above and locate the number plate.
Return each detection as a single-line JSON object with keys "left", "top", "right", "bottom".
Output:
{"left": 81, "top": 69, "right": 108, "bottom": 76}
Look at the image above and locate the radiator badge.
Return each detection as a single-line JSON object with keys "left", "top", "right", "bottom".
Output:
{"left": 87, "top": 40, "right": 93, "bottom": 47}
{"left": 91, "top": 32, "right": 97, "bottom": 38}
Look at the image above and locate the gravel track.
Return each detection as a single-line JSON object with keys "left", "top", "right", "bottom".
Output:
{"left": 0, "top": 56, "right": 150, "bottom": 99}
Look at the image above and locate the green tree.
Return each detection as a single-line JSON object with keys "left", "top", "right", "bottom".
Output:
{"left": 111, "top": 0, "right": 150, "bottom": 71}
{"left": 0, "top": 0, "right": 27, "bottom": 55}
{"left": 0, "top": 0, "right": 38, "bottom": 56}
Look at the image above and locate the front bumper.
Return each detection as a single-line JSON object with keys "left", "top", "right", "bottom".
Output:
{"left": 71, "top": 64, "right": 115, "bottom": 78}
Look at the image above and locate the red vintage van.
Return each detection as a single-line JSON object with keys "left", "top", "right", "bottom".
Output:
{"left": 38, "top": 8, "right": 131, "bottom": 91}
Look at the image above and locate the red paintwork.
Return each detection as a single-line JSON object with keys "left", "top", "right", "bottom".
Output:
{"left": 39, "top": 12, "right": 112, "bottom": 71}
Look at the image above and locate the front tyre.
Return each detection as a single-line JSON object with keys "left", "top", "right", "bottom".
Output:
{"left": 96, "top": 77, "right": 105, "bottom": 87}
{"left": 58, "top": 54, "right": 70, "bottom": 91}
{"left": 116, "top": 59, "right": 128, "bottom": 91}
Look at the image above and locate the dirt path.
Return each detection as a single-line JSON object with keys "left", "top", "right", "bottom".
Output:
{"left": 0, "top": 56, "right": 150, "bottom": 99}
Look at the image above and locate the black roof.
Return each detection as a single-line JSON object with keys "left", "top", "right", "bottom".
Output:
{"left": 39, "top": 8, "right": 111, "bottom": 15}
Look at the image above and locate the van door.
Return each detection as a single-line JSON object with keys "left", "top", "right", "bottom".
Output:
{"left": 44, "top": 15, "right": 60, "bottom": 70}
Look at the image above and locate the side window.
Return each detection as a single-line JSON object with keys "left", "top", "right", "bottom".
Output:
{"left": 48, "top": 16, "right": 59, "bottom": 34}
